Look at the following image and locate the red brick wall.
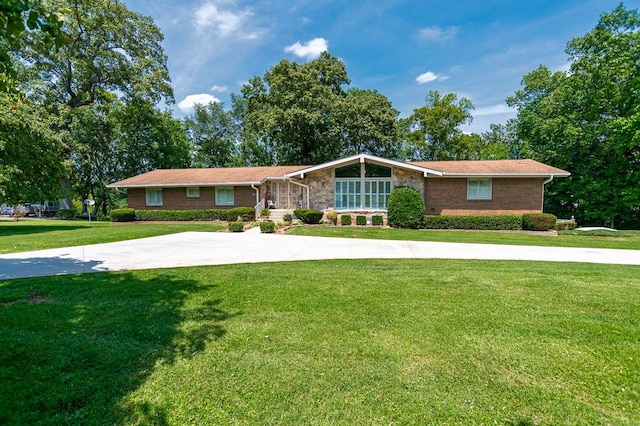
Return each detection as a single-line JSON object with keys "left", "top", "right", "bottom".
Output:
{"left": 126, "top": 186, "right": 258, "bottom": 210}
{"left": 425, "top": 178, "right": 543, "bottom": 216}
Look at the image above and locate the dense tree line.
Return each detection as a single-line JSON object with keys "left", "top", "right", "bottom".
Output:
{"left": 1, "top": 2, "right": 637, "bottom": 227}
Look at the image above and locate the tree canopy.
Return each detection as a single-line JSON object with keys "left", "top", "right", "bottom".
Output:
{"left": 17, "top": 0, "right": 173, "bottom": 110}
{"left": 405, "top": 90, "right": 476, "bottom": 160}
{"left": 508, "top": 4, "right": 640, "bottom": 228}
{"left": 241, "top": 51, "right": 350, "bottom": 165}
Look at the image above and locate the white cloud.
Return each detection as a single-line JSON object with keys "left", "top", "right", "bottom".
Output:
{"left": 415, "top": 71, "right": 448, "bottom": 84}
{"left": 284, "top": 37, "right": 328, "bottom": 60}
{"left": 210, "top": 84, "right": 228, "bottom": 92}
{"left": 417, "top": 25, "right": 459, "bottom": 42}
{"left": 193, "top": 2, "right": 253, "bottom": 38}
{"left": 178, "top": 93, "right": 221, "bottom": 112}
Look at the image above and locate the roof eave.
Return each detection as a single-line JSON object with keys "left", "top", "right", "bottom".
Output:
{"left": 284, "top": 153, "right": 444, "bottom": 178}
{"left": 107, "top": 181, "right": 261, "bottom": 189}
{"left": 435, "top": 172, "right": 571, "bottom": 178}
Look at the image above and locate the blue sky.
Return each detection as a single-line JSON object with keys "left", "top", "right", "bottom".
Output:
{"left": 123, "top": 0, "right": 629, "bottom": 134}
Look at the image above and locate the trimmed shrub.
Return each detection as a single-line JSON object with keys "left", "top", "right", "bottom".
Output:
{"left": 522, "top": 213, "right": 557, "bottom": 231}
{"left": 283, "top": 213, "right": 292, "bottom": 223}
{"left": 228, "top": 221, "right": 244, "bottom": 232}
{"left": 293, "top": 209, "right": 324, "bottom": 224}
{"left": 57, "top": 209, "right": 77, "bottom": 220}
{"left": 356, "top": 215, "right": 367, "bottom": 226}
{"left": 135, "top": 209, "right": 228, "bottom": 221}
{"left": 387, "top": 186, "right": 425, "bottom": 229}
{"left": 555, "top": 220, "right": 577, "bottom": 231}
{"left": 226, "top": 207, "right": 255, "bottom": 222}
{"left": 340, "top": 214, "right": 352, "bottom": 226}
{"left": 260, "top": 208, "right": 270, "bottom": 218}
{"left": 372, "top": 215, "right": 384, "bottom": 226}
{"left": 259, "top": 221, "right": 276, "bottom": 233}
{"left": 326, "top": 211, "right": 338, "bottom": 225}
{"left": 422, "top": 215, "right": 523, "bottom": 230}
{"left": 110, "top": 208, "right": 136, "bottom": 222}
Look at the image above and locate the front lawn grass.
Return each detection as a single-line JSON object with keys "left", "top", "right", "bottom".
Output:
{"left": 287, "top": 226, "right": 640, "bottom": 250}
{"left": 0, "top": 220, "right": 225, "bottom": 254}
{"left": 1, "top": 260, "right": 638, "bottom": 424}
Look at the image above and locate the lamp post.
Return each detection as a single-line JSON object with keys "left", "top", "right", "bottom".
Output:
{"left": 84, "top": 199, "right": 96, "bottom": 225}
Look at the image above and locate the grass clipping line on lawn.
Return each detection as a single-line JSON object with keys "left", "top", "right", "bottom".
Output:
{"left": 1, "top": 259, "right": 638, "bottom": 425}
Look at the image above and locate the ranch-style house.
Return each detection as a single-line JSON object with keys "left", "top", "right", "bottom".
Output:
{"left": 108, "top": 153, "right": 570, "bottom": 221}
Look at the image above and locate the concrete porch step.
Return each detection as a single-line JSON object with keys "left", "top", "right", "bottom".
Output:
{"left": 262, "top": 209, "right": 293, "bottom": 223}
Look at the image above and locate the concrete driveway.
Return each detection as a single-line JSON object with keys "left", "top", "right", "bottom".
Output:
{"left": 1, "top": 227, "right": 639, "bottom": 280}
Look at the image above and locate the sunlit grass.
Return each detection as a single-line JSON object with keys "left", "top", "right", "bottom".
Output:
{"left": 1, "top": 260, "right": 638, "bottom": 424}
{"left": 287, "top": 225, "right": 640, "bottom": 250}
{"left": 0, "top": 219, "right": 225, "bottom": 254}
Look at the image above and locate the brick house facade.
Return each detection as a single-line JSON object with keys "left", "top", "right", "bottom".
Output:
{"left": 109, "top": 154, "right": 569, "bottom": 217}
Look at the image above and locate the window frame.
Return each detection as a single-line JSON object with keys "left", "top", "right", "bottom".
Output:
{"left": 145, "top": 188, "right": 163, "bottom": 206}
{"left": 216, "top": 187, "right": 234, "bottom": 206}
{"left": 186, "top": 187, "right": 200, "bottom": 198}
{"left": 467, "top": 178, "right": 492, "bottom": 200}
{"left": 334, "top": 162, "right": 393, "bottom": 210}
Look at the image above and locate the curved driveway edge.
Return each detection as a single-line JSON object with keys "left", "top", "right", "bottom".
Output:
{"left": 1, "top": 229, "right": 639, "bottom": 280}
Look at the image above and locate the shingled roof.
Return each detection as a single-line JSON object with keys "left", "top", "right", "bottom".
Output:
{"left": 108, "top": 157, "right": 569, "bottom": 188}
{"left": 410, "top": 159, "right": 570, "bottom": 177}
{"left": 108, "top": 165, "right": 308, "bottom": 188}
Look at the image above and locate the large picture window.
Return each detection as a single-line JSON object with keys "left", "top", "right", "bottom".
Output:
{"left": 146, "top": 188, "right": 163, "bottom": 206}
{"left": 335, "top": 163, "right": 392, "bottom": 210}
{"left": 467, "top": 179, "right": 492, "bottom": 200}
{"left": 216, "top": 187, "right": 234, "bottom": 206}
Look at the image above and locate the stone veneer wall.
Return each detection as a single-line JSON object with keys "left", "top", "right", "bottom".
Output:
{"left": 297, "top": 168, "right": 334, "bottom": 210}
{"left": 392, "top": 168, "right": 424, "bottom": 194}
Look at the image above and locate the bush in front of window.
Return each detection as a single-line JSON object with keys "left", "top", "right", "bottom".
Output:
{"left": 422, "top": 215, "right": 522, "bottom": 230}
{"left": 325, "top": 211, "right": 338, "bottom": 225}
{"left": 340, "top": 215, "right": 351, "bottom": 226}
{"left": 522, "top": 213, "right": 557, "bottom": 231}
{"left": 387, "top": 186, "right": 425, "bottom": 229}
{"left": 228, "top": 221, "right": 244, "bottom": 232}
{"left": 259, "top": 221, "right": 276, "bottom": 233}
{"left": 372, "top": 215, "right": 384, "bottom": 226}
{"left": 356, "top": 215, "right": 367, "bottom": 226}
{"left": 110, "top": 208, "right": 136, "bottom": 222}
{"left": 225, "top": 207, "right": 255, "bottom": 222}
{"left": 135, "top": 209, "right": 228, "bottom": 221}
{"left": 293, "top": 209, "right": 324, "bottom": 224}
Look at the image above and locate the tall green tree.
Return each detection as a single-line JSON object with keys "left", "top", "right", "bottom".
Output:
{"left": 508, "top": 4, "right": 640, "bottom": 228}
{"left": 0, "top": 92, "right": 66, "bottom": 202}
{"left": 17, "top": 0, "right": 172, "bottom": 111}
{"left": 0, "top": 0, "right": 64, "bottom": 92}
{"left": 228, "top": 93, "right": 275, "bottom": 166}
{"left": 340, "top": 88, "right": 400, "bottom": 158}
{"left": 68, "top": 96, "right": 118, "bottom": 214}
{"left": 478, "top": 121, "right": 524, "bottom": 160}
{"left": 114, "top": 97, "right": 190, "bottom": 178}
{"left": 406, "top": 90, "right": 476, "bottom": 160}
{"left": 184, "top": 102, "right": 238, "bottom": 168}
{"left": 241, "top": 52, "right": 350, "bottom": 165}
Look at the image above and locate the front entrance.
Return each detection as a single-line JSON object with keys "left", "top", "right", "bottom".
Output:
{"left": 269, "top": 181, "right": 308, "bottom": 209}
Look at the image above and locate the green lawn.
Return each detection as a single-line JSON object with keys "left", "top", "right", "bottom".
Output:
{"left": 1, "top": 260, "right": 638, "bottom": 425}
{"left": 0, "top": 220, "right": 225, "bottom": 254}
{"left": 287, "top": 226, "right": 640, "bottom": 250}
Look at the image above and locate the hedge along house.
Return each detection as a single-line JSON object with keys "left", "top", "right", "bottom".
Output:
{"left": 107, "top": 154, "right": 570, "bottom": 220}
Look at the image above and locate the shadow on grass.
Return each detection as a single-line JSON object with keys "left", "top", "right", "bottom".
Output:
{"left": 0, "top": 270, "right": 236, "bottom": 424}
